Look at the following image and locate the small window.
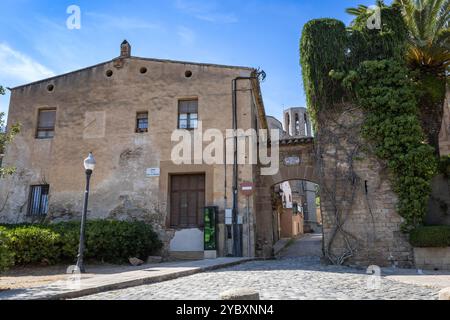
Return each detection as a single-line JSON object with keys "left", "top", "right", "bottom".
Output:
{"left": 178, "top": 100, "right": 198, "bottom": 129}
{"left": 28, "top": 185, "right": 49, "bottom": 216}
{"left": 136, "top": 112, "right": 149, "bottom": 133}
{"left": 36, "top": 109, "right": 56, "bottom": 139}
{"left": 293, "top": 202, "right": 299, "bottom": 215}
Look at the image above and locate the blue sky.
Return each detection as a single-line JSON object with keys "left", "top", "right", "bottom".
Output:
{"left": 0, "top": 0, "right": 386, "bottom": 121}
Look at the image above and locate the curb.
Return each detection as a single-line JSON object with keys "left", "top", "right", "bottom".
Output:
{"left": 38, "top": 258, "right": 256, "bottom": 300}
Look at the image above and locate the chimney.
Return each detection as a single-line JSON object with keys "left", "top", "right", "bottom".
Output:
{"left": 120, "top": 40, "right": 131, "bottom": 58}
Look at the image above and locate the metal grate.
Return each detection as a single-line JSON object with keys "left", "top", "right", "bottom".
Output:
{"left": 28, "top": 185, "right": 50, "bottom": 216}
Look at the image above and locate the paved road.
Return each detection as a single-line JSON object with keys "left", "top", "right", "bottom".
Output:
{"left": 76, "top": 256, "right": 439, "bottom": 300}
{"left": 278, "top": 233, "right": 323, "bottom": 258}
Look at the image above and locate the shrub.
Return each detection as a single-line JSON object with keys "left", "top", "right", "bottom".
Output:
{"left": 5, "top": 226, "right": 61, "bottom": 265}
{"left": 51, "top": 220, "right": 163, "bottom": 264}
{"left": 410, "top": 226, "right": 450, "bottom": 248}
{"left": 1, "top": 220, "right": 162, "bottom": 266}
{"left": 0, "top": 227, "right": 14, "bottom": 272}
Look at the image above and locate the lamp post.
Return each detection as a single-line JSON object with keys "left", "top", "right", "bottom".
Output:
{"left": 76, "top": 152, "right": 96, "bottom": 273}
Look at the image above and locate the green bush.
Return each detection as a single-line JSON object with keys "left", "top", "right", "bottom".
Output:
{"left": 0, "top": 227, "right": 14, "bottom": 272}
{"left": 50, "top": 220, "right": 162, "bottom": 264}
{"left": 410, "top": 226, "right": 450, "bottom": 248}
{"left": 1, "top": 220, "right": 162, "bottom": 266}
{"left": 5, "top": 226, "right": 61, "bottom": 265}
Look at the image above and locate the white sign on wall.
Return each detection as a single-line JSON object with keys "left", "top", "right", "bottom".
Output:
{"left": 146, "top": 168, "right": 160, "bottom": 177}
{"left": 284, "top": 156, "right": 301, "bottom": 166}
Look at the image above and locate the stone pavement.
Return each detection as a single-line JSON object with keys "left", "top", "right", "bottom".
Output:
{"left": 0, "top": 258, "right": 252, "bottom": 300}
{"left": 76, "top": 256, "right": 440, "bottom": 300}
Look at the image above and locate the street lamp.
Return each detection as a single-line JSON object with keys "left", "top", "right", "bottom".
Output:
{"left": 76, "top": 152, "right": 96, "bottom": 273}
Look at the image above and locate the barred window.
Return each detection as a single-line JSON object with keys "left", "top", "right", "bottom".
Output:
{"left": 136, "top": 112, "right": 148, "bottom": 133}
{"left": 28, "top": 185, "right": 49, "bottom": 216}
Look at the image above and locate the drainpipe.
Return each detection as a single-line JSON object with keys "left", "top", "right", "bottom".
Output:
{"left": 231, "top": 77, "right": 242, "bottom": 258}
{"left": 231, "top": 71, "right": 265, "bottom": 257}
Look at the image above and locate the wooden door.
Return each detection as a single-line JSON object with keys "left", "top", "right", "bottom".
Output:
{"left": 170, "top": 174, "right": 205, "bottom": 228}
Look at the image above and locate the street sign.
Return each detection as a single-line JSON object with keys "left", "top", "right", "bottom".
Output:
{"left": 146, "top": 168, "right": 160, "bottom": 177}
{"left": 240, "top": 182, "right": 254, "bottom": 197}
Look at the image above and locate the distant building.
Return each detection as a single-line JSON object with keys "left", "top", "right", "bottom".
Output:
{"left": 283, "top": 107, "right": 313, "bottom": 137}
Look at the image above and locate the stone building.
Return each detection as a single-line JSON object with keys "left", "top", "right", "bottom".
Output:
{"left": 0, "top": 41, "right": 268, "bottom": 260}
{"left": 283, "top": 107, "right": 313, "bottom": 137}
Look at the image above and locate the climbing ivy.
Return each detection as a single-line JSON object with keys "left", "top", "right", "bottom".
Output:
{"left": 347, "top": 4, "right": 408, "bottom": 65}
{"left": 300, "top": 4, "right": 437, "bottom": 231}
{"left": 344, "top": 60, "right": 437, "bottom": 231}
{"left": 300, "top": 19, "right": 347, "bottom": 125}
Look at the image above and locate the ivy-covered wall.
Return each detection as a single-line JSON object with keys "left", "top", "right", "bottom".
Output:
{"left": 300, "top": 5, "right": 437, "bottom": 265}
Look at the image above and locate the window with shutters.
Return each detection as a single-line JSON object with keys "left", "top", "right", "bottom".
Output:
{"left": 28, "top": 185, "right": 50, "bottom": 216}
{"left": 178, "top": 99, "right": 198, "bottom": 129}
{"left": 136, "top": 112, "right": 148, "bottom": 133}
{"left": 36, "top": 109, "right": 56, "bottom": 139}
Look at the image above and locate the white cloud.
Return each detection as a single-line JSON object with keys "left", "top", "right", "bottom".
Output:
{"left": 85, "top": 12, "right": 164, "bottom": 31}
{"left": 196, "top": 13, "right": 238, "bottom": 24}
{"left": 0, "top": 43, "right": 54, "bottom": 84}
{"left": 177, "top": 26, "right": 196, "bottom": 46}
{"left": 174, "top": 0, "right": 238, "bottom": 24}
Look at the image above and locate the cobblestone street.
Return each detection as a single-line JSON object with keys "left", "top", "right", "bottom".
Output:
{"left": 76, "top": 256, "right": 439, "bottom": 300}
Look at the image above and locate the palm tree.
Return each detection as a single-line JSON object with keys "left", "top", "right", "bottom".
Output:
{"left": 395, "top": 0, "right": 449, "bottom": 156}
{"left": 347, "top": 0, "right": 449, "bottom": 156}
{"left": 346, "top": 0, "right": 387, "bottom": 17}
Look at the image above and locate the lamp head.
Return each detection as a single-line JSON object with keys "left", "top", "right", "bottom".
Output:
{"left": 84, "top": 152, "right": 96, "bottom": 171}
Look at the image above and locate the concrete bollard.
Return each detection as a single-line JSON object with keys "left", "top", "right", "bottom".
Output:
{"left": 220, "top": 288, "right": 260, "bottom": 300}
{"left": 438, "top": 287, "right": 450, "bottom": 300}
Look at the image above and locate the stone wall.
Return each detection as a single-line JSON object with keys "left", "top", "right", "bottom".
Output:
{"left": 439, "top": 90, "right": 450, "bottom": 156}
{"left": 414, "top": 247, "right": 450, "bottom": 270}
{"left": 316, "top": 105, "right": 413, "bottom": 268}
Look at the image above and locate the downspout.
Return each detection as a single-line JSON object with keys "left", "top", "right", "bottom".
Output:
{"left": 231, "top": 78, "right": 241, "bottom": 257}
{"left": 231, "top": 70, "right": 266, "bottom": 257}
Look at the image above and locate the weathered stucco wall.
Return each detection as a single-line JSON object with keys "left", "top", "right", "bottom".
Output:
{"left": 0, "top": 53, "right": 260, "bottom": 258}
{"left": 439, "top": 90, "right": 450, "bottom": 156}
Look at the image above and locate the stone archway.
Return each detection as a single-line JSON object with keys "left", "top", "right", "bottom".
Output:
{"left": 254, "top": 137, "right": 319, "bottom": 258}
{"left": 254, "top": 125, "right": 414, "bottom": 268}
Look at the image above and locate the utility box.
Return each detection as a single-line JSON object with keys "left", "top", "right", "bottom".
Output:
{"left": 204, "top": 206, "right": 218, "bottom": 258}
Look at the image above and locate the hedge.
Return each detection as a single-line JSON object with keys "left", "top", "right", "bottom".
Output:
{"left": 0, "top": 220, "right": 162, "bottom": 268}
{"left": 0, "top": 227, "right": 14, "bottom": 272}
{"left": 410, "top": 226, "right": 450, "bottom": 248}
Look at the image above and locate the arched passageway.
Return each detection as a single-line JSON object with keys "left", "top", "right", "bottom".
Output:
{"left": 254, "top": 137, "right": 320, "bottom": 258}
